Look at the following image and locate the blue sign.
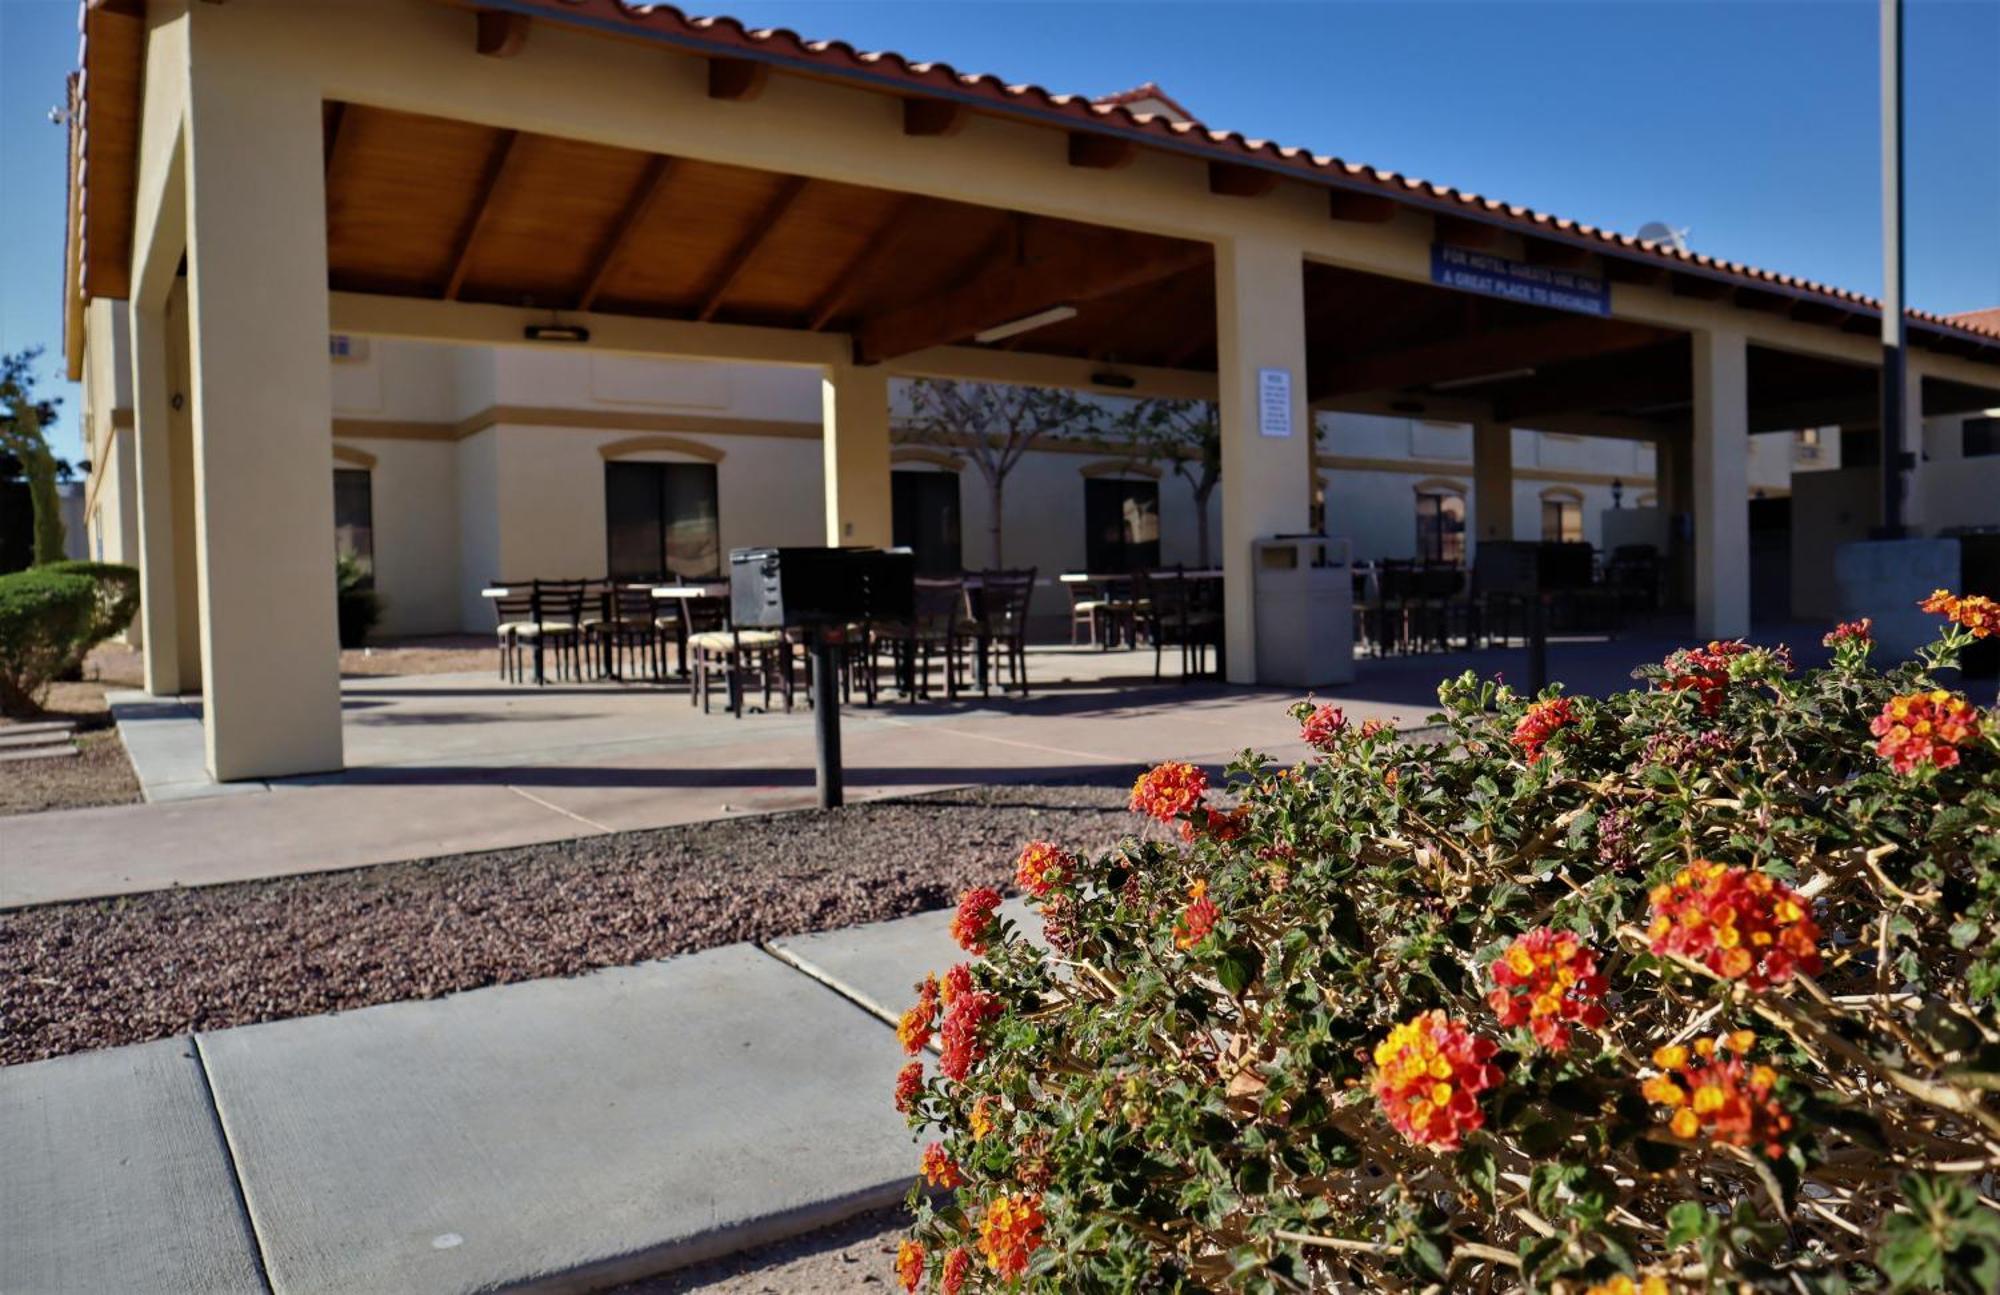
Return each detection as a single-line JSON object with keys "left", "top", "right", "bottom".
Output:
{"left": 1430, "top": 243, "right": 1609, "bottom": 317}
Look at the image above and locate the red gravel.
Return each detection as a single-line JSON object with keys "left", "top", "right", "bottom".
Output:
{"left": 0, "top": 782, "right": 1163, "bottom": 1067}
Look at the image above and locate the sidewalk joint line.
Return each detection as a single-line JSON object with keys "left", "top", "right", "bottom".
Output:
{"left": 505, "top": 785, "right": 614, "bottom": 834}
{"left": 873, "top": 715, "right": 1131, "bottom": 766}
{"left": 756, "top": 942, "right": 901, "bottom": 1031}
{"left": 190, "top": 1033, "right": 277, "bottom": 1295}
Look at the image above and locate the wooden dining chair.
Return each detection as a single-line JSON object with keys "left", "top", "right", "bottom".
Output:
{"left": 490, "top": 584, "right": 536, "bottom": 684}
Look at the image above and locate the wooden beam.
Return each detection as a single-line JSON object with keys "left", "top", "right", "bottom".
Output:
{"left": 1432, "top": 213, "right": 1499, "bottom": 249}
{"left": 696, "top": 175, "right": 811, "bottom": 323}
{"left": 1521, "top": 239, "right": 1594, "bottom": 271}
{"left": 1603, "top": 258, "right": 1669, "bottom": 287}
{"left": 575, "top": 155, "right": 677, "bottom": 312}
{"left": 903, "top": 98, "right": 965, "bottom": 137}
{"left": 1208, "top": 161, "right": 1279, "bottom": 198}
{"left": 708, "top": 58, "right": 769, "bottom": 102}
{"left": 1310, "top": 317, "right": 1671, "bottom": 402}
{"left": 806, "top": 195, "right": 918, "bottom": 331}
{"left": 856, "top": 224, "right": 1209, "bottom": 363}
{"left": 1731, "top": 287, "right": 1790, "bottom": 313}
{"left": 1327, "top": 190, "right": 1397, "bottom": 223}
{"left": 322, "top": 101, "right": 351, "bottom": 182}
{"left": 442, "top": 130, "right": 521, "bottom": 301}
{"left": 1787, "top": 299, "right": 1848, "bottom": 326}
{"left": 1495, "top": 353, "right": 1690, "bottom": 421}
{"left": 1069, "top": 133, "right": 1136, "bottom": 170}
{"left": 1669, "top": 273, "right": 1731, "bottom": 302}
{"left": 475, "top": 10, "right": 529, "bottom": 57}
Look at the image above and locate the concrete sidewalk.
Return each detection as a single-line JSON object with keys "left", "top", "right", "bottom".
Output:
{"left": 2, "top": 904, "right": 976, "bottom": 1295}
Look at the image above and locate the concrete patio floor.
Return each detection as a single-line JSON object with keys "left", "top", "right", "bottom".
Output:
{"left": 3, "top": 627, "right": 1820, "bottom": 910}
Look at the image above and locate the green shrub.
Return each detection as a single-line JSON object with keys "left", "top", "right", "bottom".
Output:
{"left": 893, "top": 602, "right": 2000, "bottom": 1294}
{"left": 0, "top": 568, "right": 97, "bottom": 715}
{"left": 336, "top": 554, "right": 381, "bottom": 649}
{"left": 39, "top": 559, "right": 140, "bottom": 669}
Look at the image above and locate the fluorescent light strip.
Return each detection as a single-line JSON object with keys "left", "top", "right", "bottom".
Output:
{"left": 973, "top": 305, "right": 1078, "bottom": 345}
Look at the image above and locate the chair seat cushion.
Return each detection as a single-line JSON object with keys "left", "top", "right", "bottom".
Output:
{"left": 1071, "top": 600, "right": 1109, "bottom": 612}
{"left": 536, "top": 620, "right": 577, "bottom": 634}
{"left": 688, "top": 629, "right": 781, "bottom": 651}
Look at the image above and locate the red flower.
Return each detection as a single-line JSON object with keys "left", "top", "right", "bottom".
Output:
{"left": 895, "top": 1239, "right": 925, "bottom": 1293}
{"left": 1173, "top": 879, "right": 1219, "bottom": 950}
{"left": 920, "top": 1141, "right": 964, "bottom": 1189}
{"left": 1659, "top": 640, "right": 1756, "bottom": 715}
{"left": 1181, "top": 804, "right": 1249, "bottom": 844}
{"left": 1822, "top": 618, "right": 1872, "bottom": 649}
{"left": 976, "top": 1192, "right": 1045, "bottom": 1279}
{"left": 940, "top": 1246, "right": 973, "bottom": 1295}
{"left": 894, "top": 1060, "right": 925, "bottom": 1115}
{"left": 1371, "top": 1010, "right": 1502, "bottom": 1150}
{"left": 1510, "top": 696, "right": 1578, "bottom": 763}
{"left": 1646, "top": 860, "right": 1823, "bottom": 988}
{"left": 1487, "top": 927, "right": 1608, "bottom": 1052}
{"left": 1642, "top": 1031, "right": 1795, "bottom": 1159}
{"left": 1871, "top": 690, "right": 1982, "bottom": 774}
{"left": 938, "top": 978, "right": 1003, "bottom": 1081}
{"left": 1130, "top": 761, "right": 1208, "bottom": 822}
{"left": 1014, "top": 840, "right": 1074, "bottom": 898}
{"left": 951, "top": 887, "right": 1004, "bottom": 954}
{"left": 1039, "top": 892, "right": 1079, "bottom": 955}
{"left": 897, "top": 974, "right": 940, "bottom": 1055}
{"left": 1299, "top": 702, "right": 1347, "bottom": 752}
{"left": 1922, "top": 589, "right": 2000, "bottom": 638}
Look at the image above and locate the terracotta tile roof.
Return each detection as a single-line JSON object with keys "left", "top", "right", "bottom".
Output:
{"left": 1947, "top": 307, "right": 2000, "bottom": 338}
{"left": 1091, "top": 82, "right": 1199, "bottom": 126}
{"left": 501, "top": 0, "right": 2000, "bottom": 350}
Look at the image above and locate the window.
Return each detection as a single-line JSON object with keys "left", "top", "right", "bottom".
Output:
{"left": 333, "top": 468, "right": 375, "bottom": 585}
{"left": 604, "top": 461, "right": 721, "bottom": 580}
{"left": 1540, "top": 496, "right": 1583, "bottom": 544}
{"left": 892, "top": 470, "right": 962, "bottom": 575}
{"left": 1084, "top": 477, "right": 1160, "bottom": 573}
{"left": 1965, "top": 416, "right": 1998, "bottom": 459}
{"left": 1414, "top": 490, "right": 1466, "bottom": 566}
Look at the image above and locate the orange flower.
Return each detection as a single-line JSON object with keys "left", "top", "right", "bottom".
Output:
{"left": 894, "top": 1060, "right": 925, "bottom": 1115}
{"left": 968, "top": 1094, "right": 997, "bottom": 1141}
{"left": 1646, "top": 861, "right": 1823, "bottom": 988}
{"left": 1922, "top": 589, "right": 2000, "bottom": 638}
{"left": 1129, "top": 761, "right": 1208, "bottom": 822}
{"left": 895, "top": 1239, "right": 925, "bottom": 1293}
{"left": 951, "top": 887, "right": 1004, "bottom": 954}
{"left": 1371, "top": 1010, "right": 1503, "bottom": 1150}
{"left": 939, "top": 978, "right": 1003, "bottom": 1082}
{"left": 1173, "top": 879, "right": 1219, "bottom": 950}
{"left": 898, "top": 974, "right": 940, "bottom": 1055}
{"left": 1584, "top": 1276, "right": 1672, "bottom": 1295}
{"left": 1510, "top": 696, "right": 1578, "bottom": 762}
{"left": 940, "top": 1247, "right": 973, "bottom": 1295}
{"left": 1181, "top": 804, "right": 1249, "bottom": 844}
{"left": 1643, "top": 1031, "right": 1794, "bottom": 1159}
{"left": 920, "top": 1141, "right": 964, "bottom": 1189}
{"left": 976, "top": 1192, "right": 1045, "bottom": 1279}
{"left": 1871, "top": 690, "right": 1982, "bottom": 774}
{"left": 1299, "top": 702, "right": 1347, "bottom": 752}
{"left": 1487, "top": 927, "right": 1608, "bottom": 1052}
{"left": 1014, "top": 840, "right": 1075, "bottom": 898}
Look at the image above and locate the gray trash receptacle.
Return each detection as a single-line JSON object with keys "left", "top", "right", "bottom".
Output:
{"left": 1252, "top": 535, "right": 1354, "bottom": 687}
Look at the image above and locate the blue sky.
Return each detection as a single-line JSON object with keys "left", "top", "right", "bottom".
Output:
{"left": 3, "top": 0, "right": 1996, "bottom": 462}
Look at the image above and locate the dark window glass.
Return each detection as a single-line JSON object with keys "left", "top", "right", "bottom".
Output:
{"left": 1841, "top": 427, "right": 1881, "bottom": 468}
{"left": 1540, "top": 497, "right": 1582, "bottom": 544}
{"left": 1415, "top": 491, "right": 1466, "bottom": 565}
{"left": 1084, "top": 478, "right": 1161, "bottom": 573}
{"left": 604, "top": 461, "right": 721, "bottom": 581}
{"left": 892, "top": 470, "right": 962, "bottom": 575}
{"left": 333, "top": 468, "right": 374, "bottom": 585}
{"left": 1964, "top": 416, "right": 1998, "bottom": 459}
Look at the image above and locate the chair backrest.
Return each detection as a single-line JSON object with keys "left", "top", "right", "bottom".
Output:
{"left": 492, "top": 584, "right": 535, "bottom": 626}
{"left": 532, "top": 578, "right": 587, "bottom": 623}
{"left": 1062, "top": 574, "right": 1100, "bottom": 608}
{"left": 677, "top": 591, "right": 728, "bottom": 636}
{"left": 974, "top": 569, "right": 1035, "bottom": 635}
{"left": 612, "top": 583, "right": 654, "bottom": 622}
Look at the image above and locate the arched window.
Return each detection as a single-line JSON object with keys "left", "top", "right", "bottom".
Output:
{"left": 1412, "top": 479, "right": 1467, "bottom": 566}
{"left": 1539, "top": 486, "right": 1584, "bottom": 544}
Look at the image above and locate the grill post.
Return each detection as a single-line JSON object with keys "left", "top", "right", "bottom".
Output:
{"left": 811, "top": 629, "right": 844, "bottom": 810}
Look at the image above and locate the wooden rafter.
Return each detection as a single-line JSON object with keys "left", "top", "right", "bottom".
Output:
{"left": 1522, "top": 239, "right": 1594, "bottom": 271}
{"left": 1432, "top": 214, "right": 1499, "bottom": 249}
{"left": 1208, "top": 162, "right": 1278, "bottom": 198}
{"left": 1310, "top": 316, "right": 1670, "bottom": 402}
{"left": 1328, "top": 190, "right": 1397, "bottom": 223}
{"left": 855, "top": 222, "right": 1209, "bottom": 363}
{"left": 708, "top": 58, "right": 769, "bottom": 101}
{"left": 442, "top": 129, "right": 521, "bottom": 301}
{"left": 806, "top": 195, "right": 918, "bottom": 331}
{"left": 903, "top": 98, "right": 965, "bottom": 137}
{"left": 322, "top": 102, "right": 352, "bottom": 182}
{"left": 475, "top": 10, "right": 530, "bottom": 57}
{"left": 695, "top": 175, "right": 811, "bottom": 322}
{"left": 1069, "top": 134, "right": 1136, "bottom": 170}
{"left": 575, "top": 154, "right": 678, "bottom": 312}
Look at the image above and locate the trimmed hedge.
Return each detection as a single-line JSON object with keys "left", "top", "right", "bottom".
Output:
{"left": 0, "top": 568, "right": 97, "bottom": 715}
{"left": 39, "top": 560, "right": 140, "bottom": 669}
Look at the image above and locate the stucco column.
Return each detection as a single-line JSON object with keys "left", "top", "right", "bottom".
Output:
{"left": 821, "top": 362, "right": 892, "bottom": 548}
{"left": 1472, "top": 422, "right": 1515, "bottom": 548}
{"left": 129, "top": 301, "right": 183, "bottom": 695}
{"left": 1692, "top": 328, "right": 1750, "bottom": 640}
{"left": 1215, "top": 235, "right": 1312, "bottom": 683}
{"left": 181, "top": 15, "right": 342, "bottom": 780}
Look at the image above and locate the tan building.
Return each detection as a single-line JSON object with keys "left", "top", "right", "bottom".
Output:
{"left": 63, "top": 0, "right": 2000, "bottom": 781}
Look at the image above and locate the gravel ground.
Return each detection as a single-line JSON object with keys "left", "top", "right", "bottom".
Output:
{"left": 0, "top": 781, "right": 1164, "bottom": 1067}
{"left": 0, "top": 666, "right": 144, "bottom": 817}
{"left": 617, "top": 1205, "right": 911, "bottom": 1293}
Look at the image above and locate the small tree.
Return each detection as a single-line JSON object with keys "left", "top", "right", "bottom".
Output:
{"left": 1110, "top": 398, "right": 1221, "bottom": 568}
{"left": 0, "top": 350, "right": 67, "bottom": 566}
{"left": 901, "top": 379, "right": 1104, "bottom": 567}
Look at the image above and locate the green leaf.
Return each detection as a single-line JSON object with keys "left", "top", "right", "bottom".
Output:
{"left": 1216, "top": 945, "right": 1262, "bottom": 996}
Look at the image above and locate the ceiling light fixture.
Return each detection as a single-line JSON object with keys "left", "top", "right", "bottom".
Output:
{"left": 1430, "top": 367, "right": 1536, "bottom": 392}
{"left": 524, "top": 322, "right": 590, "bottom": 343}
{"left": 973, "top": 305, "right": 1078, "bottom": 345}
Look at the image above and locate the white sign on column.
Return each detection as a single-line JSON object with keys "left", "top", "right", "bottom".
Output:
{"left": 1257, "top": 367, "right": 1292, "bottom": 438}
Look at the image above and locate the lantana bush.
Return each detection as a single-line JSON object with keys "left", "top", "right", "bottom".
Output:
{"left": 892, "top": 595, "right": 2000, "bottom": 1293}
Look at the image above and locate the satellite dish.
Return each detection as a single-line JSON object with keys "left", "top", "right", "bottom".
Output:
{"left": 1636, "top": 221, "right": 1690, "bottom": 254}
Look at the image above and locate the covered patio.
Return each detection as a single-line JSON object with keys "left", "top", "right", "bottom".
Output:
{"left": 66, "top": 0, "right": 2000, "bottom": 780}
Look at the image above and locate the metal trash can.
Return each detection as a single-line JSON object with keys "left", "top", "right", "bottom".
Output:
{"left": 1252, "top": 535, "right": 1354, "bottom": 687}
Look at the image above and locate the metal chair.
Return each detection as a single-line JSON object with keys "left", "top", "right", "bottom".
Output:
{"left": 873, "top": 575, "right": 966, "bottom": 701}
{"left": 959, "top": 568, "right": 1036, "bottom": 697}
